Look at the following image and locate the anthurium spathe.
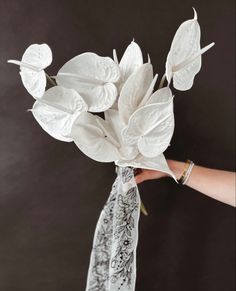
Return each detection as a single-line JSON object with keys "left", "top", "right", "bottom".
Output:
{"left": 165, "top": 7, "right": 215, "bottom": 91}
{"left": 31, "top": 86, "right": 88, "bottom": 142}
{"left": 121, "top": 92, "right": 174, "bottom": 158}
{"left": 70, "top": 111, "right": 121, "bottom": 162}
{"left": 113, "top": 40, "right": 143, "bottom": 90}
{"left": 111, "top": 40, "right": 149, "bottom": 110}
{"left": 118, "top": 63, "right": 157, "bottom": 124}
{"left": 8, "top": 44, "right": 53, "bottom": 98}
{"left": 56, "top": 52, "right": 121, "bottom": 112}
{"left": 145, "top": 86, "right": 173, "bottom": 105}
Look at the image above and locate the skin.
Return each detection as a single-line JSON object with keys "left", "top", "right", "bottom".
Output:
{"left": 134, "top": 159, "right": 236, "bottom": 207}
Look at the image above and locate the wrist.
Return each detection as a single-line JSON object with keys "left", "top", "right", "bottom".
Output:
{"left": 167, "top": 159, "right": 186, "bottom": 180}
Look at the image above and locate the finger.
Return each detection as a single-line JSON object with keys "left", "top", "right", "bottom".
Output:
{"left": 134, "top": 173, "right": 145, "bottom": 184}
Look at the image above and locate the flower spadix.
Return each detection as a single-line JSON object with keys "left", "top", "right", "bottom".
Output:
{"left": 122, "top": 87, "right": 174, "bottom": 158}
{"left": 31, "top": 86, "right": 88, "bottom": 142}
{"left": 165, "top": 8, "right": 215, "bottom": 91}
{"left": 70, "top": 111, "right": 121, "bottom": 162}
{"left": 8, "top": 44, "right": 52, "bottom": 98}
{"left": 56, "top": 53, "right": 121, "bottom": 112}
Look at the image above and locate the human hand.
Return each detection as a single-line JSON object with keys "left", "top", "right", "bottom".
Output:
{"left": 134, "top": 160, "right": 185, "bottom": 184}
{"left": 134, "top": 168, "right": 168, "bottom": 184}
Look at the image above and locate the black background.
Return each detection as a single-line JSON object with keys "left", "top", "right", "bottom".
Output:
{"left": 0, "top": 0, "right": 235, "bottom": 290}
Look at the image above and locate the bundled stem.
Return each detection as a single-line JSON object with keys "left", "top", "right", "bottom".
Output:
{"left": 46, "top": 73, "right": 57, "bottom": 87}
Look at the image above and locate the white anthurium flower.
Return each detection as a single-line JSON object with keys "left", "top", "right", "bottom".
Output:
{"left": 70, "top": 111, "right": 121, "bottom": 163}
{"left": 115, "top": 153, "right": 177, "bottom": 181}
{"left": 165, "top": 7, "right": 215, "bottom": 91}
{"left": 104, "top": 109, "right": 139, "bottom": 161}
{"left": 56, "top": 52, "right": 121, "bottom": 112}
{"left": 113, "top": 40, "right": 143, "bottom": 89}
{"left": 31, "top": 86, "right": 88, "bottom": 142}
{"left": 111, "top": 40, "right": 151, "bottom": 110}
{"left": 122, "top": 91, "right": 174, "bottom": 158}
{"left": 8, "top": 43, "right": 52, "bottom": 98}
{"left": 118, "top": 63, "right": 158, "bottom": 124}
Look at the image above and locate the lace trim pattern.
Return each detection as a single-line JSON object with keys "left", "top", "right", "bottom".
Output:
{"left": 86, "top": 166, "right": 140, "bottom": 291}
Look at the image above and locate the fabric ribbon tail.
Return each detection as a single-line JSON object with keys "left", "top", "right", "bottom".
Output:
{"left": 85, "top": 166, "right": 141, "bottom": 291}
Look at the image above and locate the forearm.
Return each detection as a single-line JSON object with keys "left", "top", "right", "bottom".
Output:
{"left": 168, "top": 160, "right": 236, "bottom": 207}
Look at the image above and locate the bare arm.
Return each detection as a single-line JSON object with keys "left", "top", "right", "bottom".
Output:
{"left": 135, "top": 159, "right": 236, "bottom": 207}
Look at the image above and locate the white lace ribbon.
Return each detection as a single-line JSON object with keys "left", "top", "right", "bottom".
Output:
{"left": 86, "top": 166, "right": 141, "bottom": 291}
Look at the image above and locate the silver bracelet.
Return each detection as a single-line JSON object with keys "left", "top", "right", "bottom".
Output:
{"left": 182, "top": 161, "right": 195, "bottom": 185}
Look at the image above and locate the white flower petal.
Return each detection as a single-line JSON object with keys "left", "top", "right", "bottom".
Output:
{"left": 146, "top": 86, "right": 173, "bottom": 105}
{"left": 165, "top": 8, "right": 202, "bottom": 90}
{"left": 56, "top": 52, "right": 121, "bottom": 112}
{"left": 20, "top": 69, "right": 46, "bottom": 98}
{"left": 139, "top": 73, "right": 158, "bottom": 106}
{"left": 118, "top": 63, "right": 153, "bottom": 124}
{"left": 31, "top": 86, "right": 87, "bottom": 142}
{"left": 8, "top": 43, "right": 52, "bottom": 98}
{"left": 119, "top": 40, "right": 143, "bottom": 82}
{"left": 70, "top": 112, "right": 121, "bottom": 162}
{"left": 21, "top": 43, "right": 52, "bottom": 69}
{"left": 104, "top": 109, "right": 124, "bottom": 143}
{"left": 122, "top": 100, "right": 174, "bottom": 158}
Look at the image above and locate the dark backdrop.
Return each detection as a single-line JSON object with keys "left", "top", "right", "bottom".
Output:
{"left": 0, "top": 0, "right": 235, "bottom": 290}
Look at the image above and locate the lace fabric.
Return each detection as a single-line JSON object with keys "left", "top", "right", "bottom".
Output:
{"left": 86, "top": 166, "right": 141, "bottom": 291}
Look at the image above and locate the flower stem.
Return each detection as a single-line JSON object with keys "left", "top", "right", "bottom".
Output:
{"left": 46, "top": 73, "right": 57, "bottom": 87}
{"left": 158, "top": 73, "right": 166, "bottom": 89}
{"left": 140, "top": 199, "right": 148, "bottom": 216}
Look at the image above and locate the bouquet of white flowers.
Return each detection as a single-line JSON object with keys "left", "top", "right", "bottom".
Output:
{"left": 8, "top": 8, "right": 214, "bottom": 291}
